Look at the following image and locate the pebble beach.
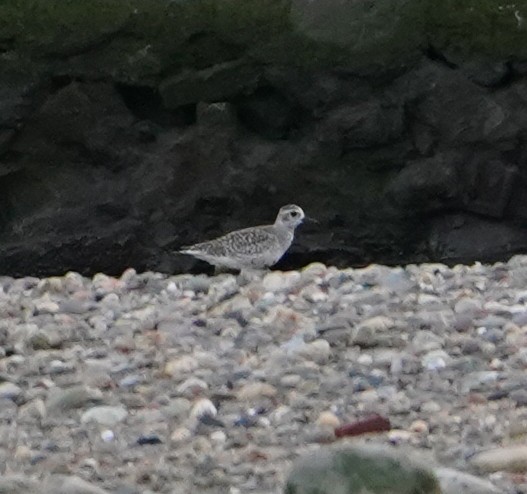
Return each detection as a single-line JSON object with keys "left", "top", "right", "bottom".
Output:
{"left": 2, "top": 259, "right": 527, "bottom": 493}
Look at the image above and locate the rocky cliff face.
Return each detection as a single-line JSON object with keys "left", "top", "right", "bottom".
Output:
{"left": 1, "top": 0, "right": 527, "bottom": 276}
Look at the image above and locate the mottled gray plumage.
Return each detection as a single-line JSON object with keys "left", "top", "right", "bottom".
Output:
{"left": 180, "top": 205, "right": 305, "bottom": 270}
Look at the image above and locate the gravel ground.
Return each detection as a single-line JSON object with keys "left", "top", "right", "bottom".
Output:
{"left": 2, "top": 258, "right": 527, "bottom": 493}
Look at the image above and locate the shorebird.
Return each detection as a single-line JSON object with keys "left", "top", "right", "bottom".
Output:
{"left": 180, "top": 204, "right": 305, "bottom": 271}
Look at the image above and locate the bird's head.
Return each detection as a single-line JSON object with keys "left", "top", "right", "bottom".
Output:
{"left": 275, "top": 204, "right": 305, "bottom": 229}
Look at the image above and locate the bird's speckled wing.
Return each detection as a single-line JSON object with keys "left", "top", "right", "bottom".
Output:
{"left": 184, "top": 226, "right": 279, "bottom": 257}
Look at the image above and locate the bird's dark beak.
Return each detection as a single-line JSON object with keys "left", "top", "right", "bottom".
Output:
{"left": 304, "top": 215, "right": 318, "bottom": 224}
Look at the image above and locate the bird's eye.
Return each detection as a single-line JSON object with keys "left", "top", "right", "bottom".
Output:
{"left": 290, "top": 211, "right": 298, "bottom": 218}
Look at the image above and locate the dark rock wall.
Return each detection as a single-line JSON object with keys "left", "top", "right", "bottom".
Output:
{"left": 1, "top": 0, "right": 527, "bottom": 276}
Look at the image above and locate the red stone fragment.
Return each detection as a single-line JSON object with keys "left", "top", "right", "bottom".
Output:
{"left": 334, "top": 414, "right": 391, "bottom": 438}
{"left": 467, "top": 392, "right": 487, "bottom": 405}
{"left": 248, "top": 449, "right": 269, "bottom": 462}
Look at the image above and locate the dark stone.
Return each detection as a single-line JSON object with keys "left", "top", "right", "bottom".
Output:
{"left": 413, "top": 72, "right": 517, "bottom": 144}
{"left": 461, "top": 338, "right": 481, "bottom": 355}
{"left": 510, "top": 389, "right": 527, "bottom": 407}
{"left": 1, "top": 2, "right": 527, "bottom": 276}
{"left": 136, "top": 434, "right": 162, "bottom": 445}
{"left": 317, "top": 99, "right": 405, "bottom": 150}
{"left": 511, "top": 59, "right": 527, "bottom": 76}
{"left": 461, "top": 157, "right": 517, "bottom": 218}
{"left": 461, "top": 61, "right": 512, "bottom": 88}
{"left": 386, "top": 153, "right": 462, "bottom": 214}
{"left": 426, "top": 215, "right": 527, "bottom": 264}
{"left": 159, "top": 61, "right": 261, "bottom": 109}
{"left": 0, "top": 76, "right": 39, "bottom": 131}
{"left": 235, "top": 86, "right": 302, "bottom": 139}
{"left": 263, "top": 68, "right": 374, "bottom": 117}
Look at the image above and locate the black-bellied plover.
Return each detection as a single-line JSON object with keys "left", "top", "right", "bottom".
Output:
{"left": 180, "top": 204, "right": 305, "bottom": 271}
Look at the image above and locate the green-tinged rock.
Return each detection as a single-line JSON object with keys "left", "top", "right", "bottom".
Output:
{"left": 46, "top": 385, "right": 103, "bottom": 413}
{"left": 284, "top": 444, "right": 441, "bottom": 494}
{"left": 424, "top": 0, "right": 527, "bottom": 61}
{"left": 0, "top": 0, "right": 290, "bottom": 83}
{"left": 289, "top": 0, "right": 425, "bottom": 68}
{"left": 28, "top": 332, "right": 53, "bottom": 350}
{"left": 1, "top": 0, "right": 524, "bottom": 87}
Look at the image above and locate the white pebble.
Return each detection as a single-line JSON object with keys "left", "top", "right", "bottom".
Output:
{"left": 177, "top": 377, "right": 209, "bottom": 395}
{"left": 357, "top": 353, "right": 373, "bottom": 366}
{"left": 171, "top": 427, "right": 192, "bottom": 443}
{"left": 190, "top": 398, "right": 217, "bottom": 419}
{"left": 101, "top": 430, "right": 115, "bottom": 442}
{"left": 210, "top": 430, "right": 227, "bottom": 445}
{"left": 164, "top": 356, "right": 199, "bottom": 376}
{"left": 167, "top": 281, "right": 179, "bottom": 293}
